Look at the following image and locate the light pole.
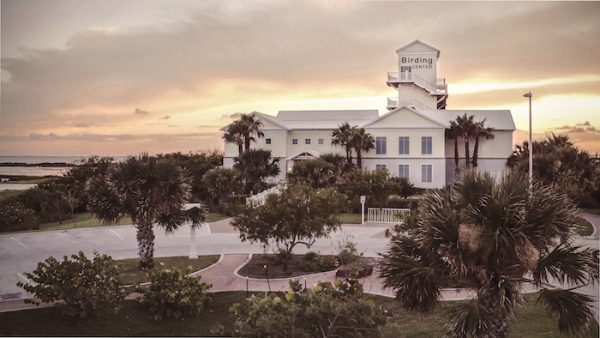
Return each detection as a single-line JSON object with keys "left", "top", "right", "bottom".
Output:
{"left": 523, "top": 92, "right": 533, "bottom": 191}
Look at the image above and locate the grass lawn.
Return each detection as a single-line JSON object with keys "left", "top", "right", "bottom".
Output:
{"left": 32, "top": 212, "right": 229, "bottom": 232}
{"left": 39, "top": 212, "right": 133, "bottom": 231}
{"left": 0, "top": 189, "right": 23, "bottom": 202}
{"left": 115, "top": 255, "right": 220, "bottom": 285}
{"left": 583, "top": 208, "right": 600, "bottom": 216}
{"left": 0, "top": 175, "right": 56, "bottom": 184}
{"left": 575, "top": 217, "right": 595, "bottom": 236}
{"left": 1, "top": 292, "right": 596, "bottom": 337}
{"left": 205, "top": 213, "right": 229, "bottom": 222}
{"left": 338, "top": 213, "right": 363, "bottom": 224}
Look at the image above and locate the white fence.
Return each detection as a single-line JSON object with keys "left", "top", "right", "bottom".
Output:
{"left": 367, "top": 208, "right": 409, "bottom": 223}
{"left": 246, "top": 184, "right": 285, "bottom": 207}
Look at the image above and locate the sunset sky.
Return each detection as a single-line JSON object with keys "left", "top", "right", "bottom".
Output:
{"left": 1, "top": 0, "right": 599, "bottom": 156}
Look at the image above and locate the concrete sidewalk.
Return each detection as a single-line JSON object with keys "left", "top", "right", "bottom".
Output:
{"left": 0, "top": 252, "right": 547, "bottom": 314}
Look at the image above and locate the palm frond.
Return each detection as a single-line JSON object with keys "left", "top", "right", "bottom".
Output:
{"left": 533, "top": 241, "right": 599, "bottom": 286}
{"left": 446, "top": 299, "right": 487, "bottom": 338}
{"left": 537, "top": 288, "right": 597, "bottom": 336}
{"left": 378, "top": 236, "right": 446, "bottom": 312}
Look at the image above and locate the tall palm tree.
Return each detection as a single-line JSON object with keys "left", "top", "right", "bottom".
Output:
{"left": 331, "top": 122, "right": 356, "bottom": 166}
{"left": 445, "top": 120, "right": 462, "bottom": 176}
{"left": 87, "top": 155, "right": 204, "bottom": 269}
{"left": 223, "top": 121, "right": 244, "bottom": 156}
{"left": 351, "top": 128, "right": 374, "bottom": 169}
{"left": 240, "top": 113, "right": 265, "bottom": 152}
{"left": 471, "top": 119, "right": 495, "bottom": 168}
{"left": 379, "top": 172, "right": 598, "bottom": 338}
{"left": 456, "top": 114, "right": 476, "bottom": 168}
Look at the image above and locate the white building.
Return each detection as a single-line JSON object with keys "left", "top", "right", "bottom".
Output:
{"left": 222, "top": 40, "right": 515, "bottom": 188}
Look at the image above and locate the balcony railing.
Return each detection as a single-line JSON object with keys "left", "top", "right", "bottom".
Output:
{"left": 387, "top": 97, "right": 435, "bottom": 111}
{"left": 387, "top": 72, "right": 448, "bottom": 95}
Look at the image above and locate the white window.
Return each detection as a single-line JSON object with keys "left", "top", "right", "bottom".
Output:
{"left": 421, "top": 136, "right": 432, "bottom": 155}
{"left": 292, "top": 139, "right": 298, "bottom": 145}
{"left": 376, "top": 164, "right": 387, "bottom": 172}
{"left": 305, "top": 138, "right": 311, "bottom": 145}
{"left": 375, "top": 137, "right": 387, "bottom": 154}
{"left": 398, "top": 164, "right": 409, "bottom": 179}
{"left": 421, "top": 164, "right": 432, "bottom": 183}
{"left": 318, "top": 138, "right": 324, "bottom": 145}
{"left": 399, "top": 137, "right": 409, "bottom": 155}
{"left": 265, "top": 138, "right": 272, "bottom": 145}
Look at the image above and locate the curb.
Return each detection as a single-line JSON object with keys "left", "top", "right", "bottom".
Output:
{"left": 232, "top": 253, "right": 338, "bottom": 282}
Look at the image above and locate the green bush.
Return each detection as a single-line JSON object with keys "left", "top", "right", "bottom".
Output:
{"left": 230, "top": 279, "right": 387, "bottom": 337}
{"left": 16, "top": 251, "right": 125, "bottom": 318}
{"left": 298, "top": 252, "right": 336, "bottom": 272}
{"left": 138, "top": 267, "right": 212, "bottom": 321}
{"left": 0, "top": 202, "right": 38, "bottom": 232}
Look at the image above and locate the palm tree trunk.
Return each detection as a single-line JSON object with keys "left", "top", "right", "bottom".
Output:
{"left": 136, "top": 221, "right": 155, "bottom": 269}
{"left": 356, "top": 149, "right": 362, "bottom": 169}
{"left": 346, "top": 146, "right": 352, "bottom": 166}
{"left": 454, "top": 137, "right": 459, "bottom": 176}
{"left": 244, "top": 137, "right": 251, "bottom": 152}
{"left": 238, "top": 143, "right": 243, "bottom": 156}
{"left": 472, "top": 137, "right": 480, "bottom": 168}
{"left": 464, "top": 139, "right": 471, "bottom": 168}
{"left": 478, "top": 292, "right": 511, "bottom": 338}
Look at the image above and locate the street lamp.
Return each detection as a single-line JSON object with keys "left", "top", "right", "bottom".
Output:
{"left": 523, "top": 92, "right": 533, "bottom": 191}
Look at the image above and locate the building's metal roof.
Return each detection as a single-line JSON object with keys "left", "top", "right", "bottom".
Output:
{"left": 430, "top": 110, "right": 516, "bottom": 131}
{"left": 395, "top": 39, "right": 440, "bottom": 58}
{"left": 276, "top": 110, "right": 379, "bottom": 129}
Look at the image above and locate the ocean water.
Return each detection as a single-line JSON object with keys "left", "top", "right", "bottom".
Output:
{"left": 0, "top": 156, "right": 125, "bottom": 177}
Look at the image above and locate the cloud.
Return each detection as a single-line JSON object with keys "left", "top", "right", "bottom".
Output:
{"left": 554, "top": 121, "right": 600, "bottom": 134}
{"left": 220, "top": 112, "right": 243, "bottom": 120}
{"left": 133, "top": 108, "right": 150, "bottom": 116}
{"left": 1, "top": 1, "right": 599, "bottom": 154}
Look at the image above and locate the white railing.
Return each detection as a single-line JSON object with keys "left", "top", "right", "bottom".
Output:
{"left": 387, "top": 97, "right": 398, "bottom": 109}
{"left": 387, "top": 97, "right": 435, "bottom": 111}
{"left": 388, "top": 72, "right": 448, "bottom": 96}
{"left": 246, "top": 183, "right": 285, "bottom": 207}
{"left": 367, "top": 208, "right": 409, "bottom": 223}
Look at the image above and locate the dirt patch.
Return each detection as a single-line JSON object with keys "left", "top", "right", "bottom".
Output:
{"left": 237, "top": 254, "right": 336, "bottom": 279}
{"left": 237, "top": 254, "right": 379, "bottom": 279}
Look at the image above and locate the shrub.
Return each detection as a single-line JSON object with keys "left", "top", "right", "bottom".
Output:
{"left": 230, "top": 279, "right": 387, "bottom": 338}
{"left": 138, "top": 267, "right": 212, "bottom": 321}
{"left": 0, "top": 202, "right": 38, "bottom": 232}
{"left": 298, "top": 252, "right": 336, "bottom": 272}
{"left": 16, "top": 251, "right": 125, "bottom": 318}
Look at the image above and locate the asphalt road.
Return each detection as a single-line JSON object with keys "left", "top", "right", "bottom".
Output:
{"left": 1, "top": 217, "right": 598, "bottom": 323}
{"left": 0, "top": 220, "right": 390, "bottom": 300}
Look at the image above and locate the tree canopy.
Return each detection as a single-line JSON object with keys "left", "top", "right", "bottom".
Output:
{"left": 379, "top": 171, "right": 599, "bottom": 337}
{"left": 231, "top": 183, "right": 344, "bottom": 266}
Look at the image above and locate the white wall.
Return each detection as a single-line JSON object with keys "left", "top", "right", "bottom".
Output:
{"left": 445, "top": 159, "right": 510, "bottom": 185}
{"left": 363, "top": 158, "right": 446, "bottom": 189}
{"left": 444, "top": 130, "right": 513, "bottom": 159}
{"left": 397, "top": 43, "right": 438, "bottom": 86}
{"left": 287, "top": 129, "right": 345, "bottom": 157}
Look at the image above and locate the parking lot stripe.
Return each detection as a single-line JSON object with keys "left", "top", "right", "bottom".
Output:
{"left": 108, "top": 229, "right": 124, "bottom": 240}
{"left": 10, "top": 237, "right": 29, "bottom": 249}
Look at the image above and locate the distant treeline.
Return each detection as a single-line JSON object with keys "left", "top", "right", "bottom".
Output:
{"left": 0, "top": 162, "right": 76, "bottom": 167}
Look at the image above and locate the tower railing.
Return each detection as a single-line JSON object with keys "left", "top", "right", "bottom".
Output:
{"left": 387, "top": 71, "right": 446, "bottom": 95}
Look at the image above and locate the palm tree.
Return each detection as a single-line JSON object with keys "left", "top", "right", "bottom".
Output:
{"left": 471, "top": 119, "right": 495, "bottom": 168}
{"left": 456, "top": 114, "right": 476, "bottom": 168}
{"left": 351, "top": 128, "right": 374, "bottom": 169}
{"left": 379, "top": 172, "right": 598, "bottom": 338}
{"left": 87, "top": 155, "right": 204, "bottom": 269}
{"left": 445, "top": 120, "right": 462, "bottom": 176}
{"left": 223, "top": 121, "right": 244, "bottom": 156}
{"left": 331, "top": 122, "right": 356, "bottom": 166}
{"left": 240, "top": 113, "right": 265, "bottom": 152}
